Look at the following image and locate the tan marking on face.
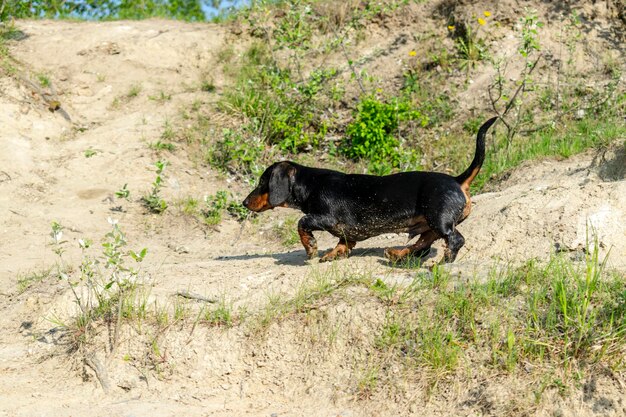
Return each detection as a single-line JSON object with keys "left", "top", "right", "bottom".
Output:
{"left": 246, "top": 193, "right": 271, "bottom": 212}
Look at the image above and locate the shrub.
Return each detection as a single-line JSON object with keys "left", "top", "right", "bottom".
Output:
{"left": 342, "top": 96, "right": 424, "bottom": 173}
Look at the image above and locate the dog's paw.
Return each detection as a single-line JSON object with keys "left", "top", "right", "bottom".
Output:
{"left": 384, "top": 247, "right": 406, "bottom": 262}
{"left": 320, "top": 251, "right": 349, "bottom": 263}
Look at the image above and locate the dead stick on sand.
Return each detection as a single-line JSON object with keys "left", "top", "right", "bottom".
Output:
{"left": 175, "top": 290, "right": 217, "bottom": 303}
{"left": 84, "top": 353, "right": 111, "bottom": 393}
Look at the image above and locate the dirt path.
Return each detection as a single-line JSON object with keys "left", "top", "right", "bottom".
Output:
{"left": 0, "top": 19, "right": 624, "bottom": 417}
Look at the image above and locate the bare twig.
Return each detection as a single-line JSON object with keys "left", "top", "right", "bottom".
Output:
{"left": 175, "top": 290, "right": 217, "bottom": 303}
{"left": 331, "top": 25, "right": 366, "bottom": 95}
{"left": 501, "top": 54, "right": 542, "bottom": 117}
{"left": 231, "top": 212, "right": 250, "bottom": 246}
{"left": 84, "top": 353, "right": 111, "bottom": 393}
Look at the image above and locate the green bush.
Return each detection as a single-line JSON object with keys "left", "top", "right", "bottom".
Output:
{"left": 342, "top": 96, "right": 424, "bottom": 173}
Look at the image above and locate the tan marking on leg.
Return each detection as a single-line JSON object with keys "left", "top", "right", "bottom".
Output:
{"left": 320, "top": 240, "right": 356, "bottom": 263}
{"left": 298, "top": 227, "right": 318, "bottom": 259}
{"left": 384, "top": 230, "right": 438, "bottom": 262}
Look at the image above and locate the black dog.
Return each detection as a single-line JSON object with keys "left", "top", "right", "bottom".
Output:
{"left": 243, "top": 117, "right": 497, "bottom": 263}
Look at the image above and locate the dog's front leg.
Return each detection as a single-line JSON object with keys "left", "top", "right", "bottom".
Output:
{"left": 297, "top": 215, "right": 336, "bottom": 260}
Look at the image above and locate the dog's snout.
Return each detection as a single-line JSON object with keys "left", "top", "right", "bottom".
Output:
{"left": 242, "top": 196, "right": 251, "bottom": 209}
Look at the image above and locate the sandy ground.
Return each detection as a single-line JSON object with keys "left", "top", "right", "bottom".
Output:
{"left": 0, "top": 10, "right": 624, "bottom": 417}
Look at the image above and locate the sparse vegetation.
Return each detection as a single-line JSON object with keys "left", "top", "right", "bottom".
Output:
{"left": 3, "top": 1, "right": 625, "bottom": 414}
{"left": 149, "top": 140, "right": 176, "bottom": 152}
{"left": 17, "top": 267, "right": 54, "bottom": 294}
{"left": 202, "top": 190, "right": 248, "bottom": 225}
{"left": 272, "top": 216, "right": 300, "bottom": 247}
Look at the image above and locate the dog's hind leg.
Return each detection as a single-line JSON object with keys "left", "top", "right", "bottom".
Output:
{"left": 431, "top": 212, "right": 465, "bottom": 263}
{"left": 384, "top": 230, "right": 438, "bottom": 262}
{"left": 320, "top": 239, "right": 356, "bottom": 263}
{"left": 442, "top": 229, "right": 465, "bottom": 263}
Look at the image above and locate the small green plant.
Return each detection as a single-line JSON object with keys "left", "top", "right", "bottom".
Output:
{"left": 148, "top": 91, "right": 171, "bottom": 102}
{"left": 126, "top": 83, "right": 142, "bottom": 98}
{"left": 84, "top": 148, "right": 99, "bottom": 158}
{"left": 272, "top": 217, "right": 300, "bottom": 247}
{"left": 141, "top": 161, "right": 168, "bottom": 214}
{"left": 462, "top": 116, "right": 484, "bottom": 134}
{"left": 178, "top": 196, "right": 199, "bottom": 216}
{"left": 149, "top": 140, "right": 176, "bottom": 152}
{"left": 202, "top": 190, "right": 248, "bottom": 225}
{"left": 17, "top": 267, "right": 53, "bottom": 294}
{"left": 448, "top": 12, "right": 492, "bottom": 74}
{"left": 204, "top": 299, "right": 233, "bottom": 327}
{"left": 47, "top": 219, "right": 147, "bottom": 356}
{"left": 200, "top": 75, "right": 215, "bottom": 92}
{"left": 161, "top": 121, "right": 176, "bottom": 141}
{"left": 455, "top": 26, "right": 488, "bottom": 71}
{"left": 207, "top": 128, "right": 266, "bottom": 179}
{"left": 37, "top": 72, "right": 50, "bottom": 88}
{"left": 115, "top": 184, "right": 130, "bottom": 200}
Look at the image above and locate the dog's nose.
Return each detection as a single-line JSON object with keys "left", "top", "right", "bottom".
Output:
{"left": 242, "top": 197, "right": 250, "bottom": 209}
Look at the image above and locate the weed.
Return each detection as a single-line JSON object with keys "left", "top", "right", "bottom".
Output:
{"left": 199, "top": 75, "right": 215, "bottom": 92}
{"left": 149, "top": 140, "right": 176, "bottom": 152}
{"left": 356, "top": 366, "right": 379, "bottom": 399}
{"left": 204, "top": 299, "right": 234, "bottom": 327}
{"left": 178, "top": 196, "right": 199, "bottom": 216}
{"left": 141, "top": 160, "right": 168, "bottom": 214}
{"left": 115, "top": 184, "right": 130, "bottom": 200}
{"left": 148, "top": 91, "right": 172, "bottom": 102}
{"left": 202, "top": 190, "right": 248, "bottom": 225}
{"left": 207, "top": 128, "right": 266, "bottom": 179}
{"left": 37, "top": 72, "right": 50, "bottom": 88}
{"left": 84, "top": 148, "right": 98, "bottom": 158}
{"left": 272, "top": 217, "right": 300, "bottom": 247}
{"left": 455, "top": 25, "right": 488, "bottom": 72}
{"left": 462, "top": 115, "right": 484, "bottom": 134}
{"left": 48, "top": 219, "right": 147, "bottom": 358}
{"left": 17, "top": 267, "right": 54, "bottom": 294}
{"left": 161, "top": 121, "right": 176, "bottom": 141}
{"left": 126, "top": 83, "right": 142, "bottom": 98}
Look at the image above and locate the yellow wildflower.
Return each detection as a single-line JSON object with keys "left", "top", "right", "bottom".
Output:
{"left": 409, "top": 50, "right": 417, "bottom": 57}
{"left": 447, "top": 25, "right": 455, "bottom": 31}
{"left": 477, "top": 17, "right": 486, "bottom": 25}
{"left": 484, "top": 11, "right": 491, "bottom": 17}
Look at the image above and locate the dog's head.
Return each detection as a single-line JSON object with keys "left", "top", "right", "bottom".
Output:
{"left": 243, "top": 162, "right": 296, "bottom": 212}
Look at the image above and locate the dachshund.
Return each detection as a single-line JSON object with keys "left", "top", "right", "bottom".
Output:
{"left": 243, "top": 117, "right": 497, "bottom": 263}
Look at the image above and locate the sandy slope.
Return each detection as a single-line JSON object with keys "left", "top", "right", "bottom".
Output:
{"left": 0, "top": 15, "right": 624, "bottom": 417}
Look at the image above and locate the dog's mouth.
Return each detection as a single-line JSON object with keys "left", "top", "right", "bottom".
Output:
{"left": 243, "top": 193, "right": 271, "bottom": 212}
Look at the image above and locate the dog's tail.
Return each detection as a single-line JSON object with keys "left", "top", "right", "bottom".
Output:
{"left": 455, "top": 116, "right": 498, "bottom": 191}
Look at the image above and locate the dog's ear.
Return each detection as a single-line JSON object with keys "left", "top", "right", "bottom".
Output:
{"left": 268, "top": 162, "right": 295, "bottom": 206}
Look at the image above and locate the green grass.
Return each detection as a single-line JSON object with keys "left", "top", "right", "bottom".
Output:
{"left": 470, "top": 117, "right": 626, "bottom": 191}
{"left": 241, "top": 240, "right": 624, "bottom": 396}
{"left": 149, "top": 140, "right": 176, "bottom": 152}
{"left": 272, "top": 217, "right": 300, "bottom": 247}
{"left": 17, "top": 267, "right": 54, "bottom": 293}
